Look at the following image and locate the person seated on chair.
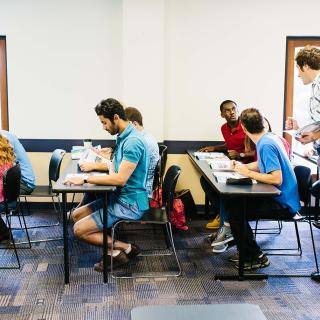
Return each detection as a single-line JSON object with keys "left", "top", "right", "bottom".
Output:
{"left": 73, "top": 106, "right": 159, "bottom": 210}
{"left": 64, "top": 98, "right": 149, "bottom": 272}
{"left": 0, "top": 135, "right": 17, "bottom": 243}
{"left": 198, "top": 100, "right": 255, "bottom": 230}
{"left": 225, "top": 108, "right": 301, "bottom": 270}
{"left": 210, "top": 117, "right": 291, "bottom": 254}
{"left": 124, "top": 106, "right": 160, "bottom": 199}
{"left": 0, "top": 130, "right": 35, "bottom": 195}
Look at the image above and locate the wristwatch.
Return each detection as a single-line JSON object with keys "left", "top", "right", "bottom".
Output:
{"left": 239, "top": 153, "right": 245, "bottom": 158}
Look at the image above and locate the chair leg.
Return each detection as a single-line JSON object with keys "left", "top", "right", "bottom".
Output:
{"left": 254, "top": 220, "right": 258, "bottom": 237}
{"left": 0, "top": 215, "right": 20, "bottom": 269}
{"left": 309, "top": 220, "right": 320, "bottom": 274}
{"left": 111, "top": 221, "right": 182, "bottom": 279}
{"left": 254, "top": 219, "right": 282, "bottom": 235}
{"left": 294, "top": 221, "right": 302, "bottom": 256}
{"left": 165, "top": 222, "right": 182, "bottom": 277}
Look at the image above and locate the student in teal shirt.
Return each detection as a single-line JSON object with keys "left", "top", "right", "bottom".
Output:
{"left": 65, "top": 98, "right": 149, "bottom": 272}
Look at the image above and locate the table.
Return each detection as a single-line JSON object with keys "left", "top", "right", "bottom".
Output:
{"left": 187, "top": 150, "right": 281, "bottom": 280}
{"left": 52, "top": 160, "right": 116, "bottom": 284}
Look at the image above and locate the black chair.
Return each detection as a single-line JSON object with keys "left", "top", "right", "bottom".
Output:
{"left": 111, "top": 165, "right": 182, "bottom": 279}
{"left": 253, "top": 165, "right": 319, "bottom": 276}
{"left": 158, "top": 144, "right": 168, "bottom": 186}
{"left": 19, "top": 149, "right": 66, "bottom": 243}
{"left": 1, "top": 163, "right": 30, "bottom": 269}
{"left": 310, "top": 179, "right": 320, "bottom": 282}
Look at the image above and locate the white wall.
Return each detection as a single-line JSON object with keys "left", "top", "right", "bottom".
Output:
{"left": 0, "top": 0, "right": 122, "bottom": 139}
{"left": 165, "top": 0, "right": 320, "bottom": 140}
{"left": 1, "top": 0, "right": 320, "bottom": 142}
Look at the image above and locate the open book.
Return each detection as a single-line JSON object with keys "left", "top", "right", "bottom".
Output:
{"left": 78, "top": 148, "right": 113, "bottom": 173}
{"left": 207, "top": 159, "right": 233, "bottom": 172}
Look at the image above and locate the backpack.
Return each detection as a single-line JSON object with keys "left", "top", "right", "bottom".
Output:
{"left": 150, "top": 187, "right": 189, "bottom": 231}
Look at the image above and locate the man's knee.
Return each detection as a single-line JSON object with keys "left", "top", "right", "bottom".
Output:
{"left": 73, "top": 222, "right": 88, "bottom": 239}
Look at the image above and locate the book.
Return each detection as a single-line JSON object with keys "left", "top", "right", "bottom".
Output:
{"left": 78, "top": 148, "right": 113, "bottom": 173}
{"left": 207, "top": 159, "right": 233, "bottom": 171}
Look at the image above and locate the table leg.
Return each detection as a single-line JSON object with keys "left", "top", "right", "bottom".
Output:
{"left": 62, "top": 193, "right": 69, "bottom": 284}
{"left": 103, "top": 192, "right": 108, "bottom": 283}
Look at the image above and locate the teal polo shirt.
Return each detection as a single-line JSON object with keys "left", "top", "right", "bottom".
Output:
{"left": 113, "top": 123, "right": 149, "bottom": 211}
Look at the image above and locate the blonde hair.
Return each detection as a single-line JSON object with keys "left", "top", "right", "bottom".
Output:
{"left": 0, "top": 135, "right": 15, "bottom": 166}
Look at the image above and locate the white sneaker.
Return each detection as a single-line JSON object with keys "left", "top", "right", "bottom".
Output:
{"left": 211, "top": 225, "right": 234, "bottom": 247}
{"left": 212, "top": 243, "right": 228, "bottom": 253}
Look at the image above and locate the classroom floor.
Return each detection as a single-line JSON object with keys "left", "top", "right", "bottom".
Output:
{"left": 0, "top": 210, "right": 320, "bottom": 320}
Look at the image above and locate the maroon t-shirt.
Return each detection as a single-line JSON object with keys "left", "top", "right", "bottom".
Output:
{"left": 221, "top": 120, "right": 245, "bottom": 154}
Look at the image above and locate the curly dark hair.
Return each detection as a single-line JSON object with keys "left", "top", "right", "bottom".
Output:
{"left": 295, "top": 46, "right": 320, "bottom": 70}
{"left": 240, "top": 108, "right": 265, "bottom": 134}
{"left": 94, "top": 98, "right": 127, "bottom": 121}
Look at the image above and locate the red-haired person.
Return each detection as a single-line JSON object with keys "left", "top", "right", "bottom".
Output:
{"left": 0, "top": 135, "right": 16, "bottom": 243}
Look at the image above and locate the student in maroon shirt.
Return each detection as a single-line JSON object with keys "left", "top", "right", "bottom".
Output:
{"left": 199, "top": 100, "right": 255, "bottom": 230}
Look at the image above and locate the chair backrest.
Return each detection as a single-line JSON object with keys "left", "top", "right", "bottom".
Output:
{"left": 49, "top": 149, "right": 66, "bottom": 184}
{"left": 159, "top": 144, "right": 168, "bottom": 182}
{"left": 152, "top": 158, "right": 161, "bottom": 192}
{"left": 3, "top": 163, "right": 21, "bottom": 204}
{"left": 293, "top": 165, "right": 312, "bottom": 205}
{"left": 162, "top": 165, "right": 181, "bottom": 211}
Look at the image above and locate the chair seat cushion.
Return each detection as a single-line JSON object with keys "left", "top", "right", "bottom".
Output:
{"left": 26, "top": 185, "right": 56, "bottom": 197}
{"left": 141, "top": 207, "right": 168, "bottom": 223}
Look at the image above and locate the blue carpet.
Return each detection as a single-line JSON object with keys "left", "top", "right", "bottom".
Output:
{"left": 0, "top": 211, "right": 320, "bottom": 320}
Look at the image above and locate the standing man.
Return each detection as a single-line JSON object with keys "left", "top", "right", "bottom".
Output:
{"left": 64, "top": 98, "right": 149, "bottom": 271}
{"left": 199, "top": 100, "right": 254, "bottom": 229}
{"left": 285, "top": 46, "right": 320, "bottom": 228}
{"left": 227, "top": 108, "right": 300, "bottom": 270}
{"left": 286, "top": 46, "right": 320, "bottom": 144}
{"left": 0, "top": 130, "right": 35, "bottom": 195}
{"left": 125, "top": 107, "right": 159, "bottom": 199}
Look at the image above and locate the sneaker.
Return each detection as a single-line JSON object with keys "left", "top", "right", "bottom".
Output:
{"left": 228, "top": 251, "right": 239, "bottom": 263}
{"left": 206, "top": 216, "right": 220, "bottom": 229}
{"left": 211, "top": 226, "right": 234, "bottom": 247}
{"left": 235, "top": 253, "right": 270, "bottom": 270}
{"left": 212, "top": 243, "right": 228, "bottom": 253}
{"left": 94, "top": 251, "right": 129, "bottom": 272}
{"left": 126, "top": 244, "right": 141, "bottom": 260}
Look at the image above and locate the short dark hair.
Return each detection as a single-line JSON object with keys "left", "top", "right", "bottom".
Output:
{"left": 295, "top": 46, "right": 320, "bottom": 70}
{"left": 125, "top": 107, "right": 143, "bottom": 126}
{"left": 220, "top": 100, "right": 237, "bottom": 112}
{"left": 240, "top": 108, "right": 265, "bottom": 134}
{"left": 94, "top": 98, "right": 127, "bottom": 121}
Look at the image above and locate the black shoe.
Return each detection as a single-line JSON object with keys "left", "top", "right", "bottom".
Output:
{"left": 235, "top": 253, "right": 270, "bottom": 270}
{"left": 0, "top": 230, "right": 10, "bottom": 243}
{"left": 126, "top": 244, "right": 141, "bottom": 260}
{"left": 93, "top": 251, "right": 129, "bottom": 272}
{"left": 313, "top": 221, "right": 320, "bottom": 229}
